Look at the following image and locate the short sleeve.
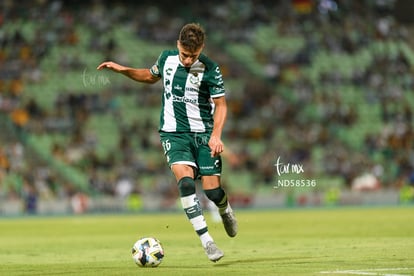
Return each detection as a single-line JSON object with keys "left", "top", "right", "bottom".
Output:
{"left": 209, "top": 65, "right": 225, "bottom": 98}
{"left": 150, "top": 64, "right": 160, "bottom": 78}
{"left": 149, "top": 52, "right": 164, "bottom": 78}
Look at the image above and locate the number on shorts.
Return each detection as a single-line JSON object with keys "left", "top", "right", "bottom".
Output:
{"left": 162, "top": 139, "right": 171, "bottom": 153}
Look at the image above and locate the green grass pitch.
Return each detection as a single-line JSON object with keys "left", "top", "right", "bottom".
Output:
{"left": 1, "top": 206, "right": 413, "bottom": 276}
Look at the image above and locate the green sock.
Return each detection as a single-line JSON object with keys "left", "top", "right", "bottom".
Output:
{"left": 204, "top": 187, "right": 228, "bottom": 215}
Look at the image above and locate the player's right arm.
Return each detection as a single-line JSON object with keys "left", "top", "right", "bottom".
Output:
{"left": 97, "top": 61, "right": 160, "bottom": 84}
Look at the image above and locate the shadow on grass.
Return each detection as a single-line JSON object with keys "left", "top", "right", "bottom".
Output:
{"left": 214, "top": 256, "right": 318, "bottom": 267}
{"left": 164, "top": 256, "right": 318, "bottom": 269}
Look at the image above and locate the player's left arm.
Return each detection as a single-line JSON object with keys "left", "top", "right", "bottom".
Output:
{"left": 209, "top": 96, "right": 227, "bottom": 157}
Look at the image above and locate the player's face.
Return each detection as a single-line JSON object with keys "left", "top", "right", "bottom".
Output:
{"left": 177, "top": 41, "right": 203, "bottom": 67}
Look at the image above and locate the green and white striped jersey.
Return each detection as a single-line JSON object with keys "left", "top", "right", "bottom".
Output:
{"left": 150, "top": 50, "right": 225, "bottom": 133}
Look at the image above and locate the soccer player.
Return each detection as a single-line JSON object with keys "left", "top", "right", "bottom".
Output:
{"left": 97, "top": 23, "right": 237, "bottom": 262}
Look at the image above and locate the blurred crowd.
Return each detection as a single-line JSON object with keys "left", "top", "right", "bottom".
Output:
{"left": 1, "top": 0, "right": 413, "bottom": 211}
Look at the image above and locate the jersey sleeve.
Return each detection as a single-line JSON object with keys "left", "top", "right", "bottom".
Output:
{"left": 149, "top": 51, "right": 165, "bottom": 78}
{"left": 209, "top": 65, "right": 226, "bottom": 98}
{"left": 150, "top": 64, "right": 160, "bottom": 78}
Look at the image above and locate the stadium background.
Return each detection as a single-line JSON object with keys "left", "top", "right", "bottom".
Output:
{"left": 1, "top": 0, "right": 414, "bottom": 215}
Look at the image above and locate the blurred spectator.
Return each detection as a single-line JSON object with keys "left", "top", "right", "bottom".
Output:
{"left": 0, "top": 0, "right": 413, "bottom": 207}
{"left": 22, "top": 180, "right": 38, "bottom": 214}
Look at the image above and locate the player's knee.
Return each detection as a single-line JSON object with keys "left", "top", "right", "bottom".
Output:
{"left": 177, "top": 177, "right": 196, "bottom": 197}
{"left": 204, "top": 187, "right": 225, "bottom": 204}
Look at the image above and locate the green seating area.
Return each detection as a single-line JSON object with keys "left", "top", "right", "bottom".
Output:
{"left": 224, "top": 24, "right": 414, "bottom": 189}
{"left": 5, "top": 15, "right": 413, "bottom": 197}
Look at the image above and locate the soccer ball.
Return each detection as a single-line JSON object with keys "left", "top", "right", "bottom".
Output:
{"left": 132, "top": 237, "right": 164, "bottom": 267}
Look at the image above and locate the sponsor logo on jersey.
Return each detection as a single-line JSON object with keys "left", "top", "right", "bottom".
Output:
{"left": 174, "top": 84, "right": 183, "bottom": 91}
{"left": 185, "top": 87, "right": 199, "bottom": 93}
{"left": 172, "top": 94, "right": 198, "bottom": 104}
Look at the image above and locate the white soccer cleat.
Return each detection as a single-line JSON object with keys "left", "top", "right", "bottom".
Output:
{"left": 204, "top": 241, "right": 224, "bottom": 262}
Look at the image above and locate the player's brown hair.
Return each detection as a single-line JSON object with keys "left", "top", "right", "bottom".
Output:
{"left": 178, "top": 23, "right": 205, "bottom": 52}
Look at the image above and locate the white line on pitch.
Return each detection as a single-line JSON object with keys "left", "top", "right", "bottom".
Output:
{"left": 319, "top": 267, "right": 413, "bottom": 276}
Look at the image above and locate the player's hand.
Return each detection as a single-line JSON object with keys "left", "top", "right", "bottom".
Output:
{"left": 96, "top": 61, "right": 124, "bottom": 72}
{"left": 208, "top": 135, "right": 224, "bottom": 157}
